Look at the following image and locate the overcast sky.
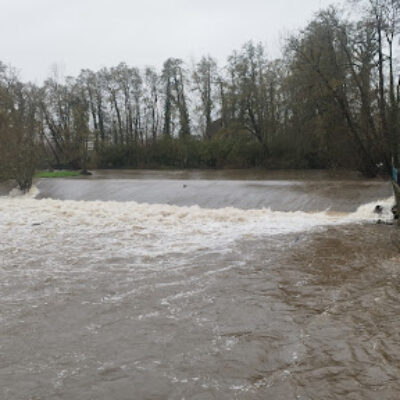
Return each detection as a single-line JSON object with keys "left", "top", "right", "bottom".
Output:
{"left": 1, "top": 0, "right": 336, "bottom": 83}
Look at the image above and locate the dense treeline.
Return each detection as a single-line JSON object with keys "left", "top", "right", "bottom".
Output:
{"left": 1, "top": 0, "right": 400, "bottom": 190}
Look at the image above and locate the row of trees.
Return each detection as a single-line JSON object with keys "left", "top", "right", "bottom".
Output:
{"left": 1, "top": 0, "right": 400, "bottom": 191}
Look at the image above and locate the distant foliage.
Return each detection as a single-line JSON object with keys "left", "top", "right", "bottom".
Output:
{"left": 1, "top": 0, "right": 400, "bottom": 177}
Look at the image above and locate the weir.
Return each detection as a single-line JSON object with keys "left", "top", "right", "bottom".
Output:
{"left": 1, "top": 174, "right": 399, "bottom": 399}
{"left": 34, "top": 170, "right": 393, "bottom": 213}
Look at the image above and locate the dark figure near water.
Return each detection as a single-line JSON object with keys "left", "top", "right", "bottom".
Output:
{"left": 374, "top": 205, "right": 383, "bottom": 214}
{"left": 392, "top": 205, "right": 399, "bottom": 220}
{"left": 374, "top": 205, "right": 392, "bottom": 225}
{"left": 374, "top": 204, "right": 396, "bottom": 225}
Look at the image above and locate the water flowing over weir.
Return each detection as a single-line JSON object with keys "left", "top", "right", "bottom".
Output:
{"left": 1, "top": 172, "right": 400, "bottom": 400}
{"left": 36, "top": 170, "right": 394, "bottom": 212}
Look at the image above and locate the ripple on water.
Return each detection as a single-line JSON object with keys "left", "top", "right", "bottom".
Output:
{"left": 0, "top": 191, "right": 400, "bottom": 399}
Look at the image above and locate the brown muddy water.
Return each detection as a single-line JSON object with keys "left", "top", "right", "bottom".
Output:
{"left": 1, "top": 170, "right": 399, "bottom": 400}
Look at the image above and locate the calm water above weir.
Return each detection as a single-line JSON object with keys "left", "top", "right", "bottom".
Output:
{"left": 1, "top": 170, "right": 400, "bottom": 399}
{"left": 37, "top": 169, "right": 393, "bottom": 212}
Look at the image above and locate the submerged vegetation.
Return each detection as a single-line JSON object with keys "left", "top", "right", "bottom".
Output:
{"left": 1, "top": 0, "right": 400, "bottom": 192}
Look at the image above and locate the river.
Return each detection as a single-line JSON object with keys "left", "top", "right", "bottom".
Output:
{"left": 1, "top": 170, "right": 399, "bottom": 399}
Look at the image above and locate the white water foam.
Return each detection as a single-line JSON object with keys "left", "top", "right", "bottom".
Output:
{"left": 8, "top": 185, "right": 40, "bottom": 199}
{"left": 0, "top": 187, "right": 394, "bottom": 266}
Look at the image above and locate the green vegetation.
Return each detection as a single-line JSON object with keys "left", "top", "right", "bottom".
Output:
{"left": 35, "top": 171, "right": 81, "bottom": 178}
{"left": 97, "top": 135, "right": 272, "bottom": 169}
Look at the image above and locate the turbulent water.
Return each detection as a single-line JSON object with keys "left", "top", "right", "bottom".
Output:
{"left": 1, "top": 171, "right": 399, "bottom": 400}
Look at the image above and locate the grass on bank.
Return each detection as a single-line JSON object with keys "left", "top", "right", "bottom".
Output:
{"left": 35, "top": 171, "right": 81, "bottom": 178}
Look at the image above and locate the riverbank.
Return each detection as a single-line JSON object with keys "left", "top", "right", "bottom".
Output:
{"left": 35, "top": 168, "right": 389, "bottom": 181}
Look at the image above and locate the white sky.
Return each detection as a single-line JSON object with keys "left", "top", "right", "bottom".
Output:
{"left": 1, "top": 0, "right": 336, "bottom": 83}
